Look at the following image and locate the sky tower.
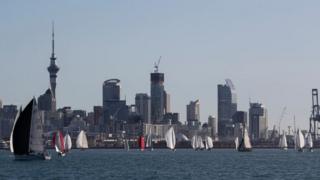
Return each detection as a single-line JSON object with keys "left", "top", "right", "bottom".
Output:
{"left": 47, "top": 22, "right": 59, "bottom": 111}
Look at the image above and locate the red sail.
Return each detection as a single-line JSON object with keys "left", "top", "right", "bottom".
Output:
{"left": 59, "top": 131, "right": 65, "bottom": 152}
{"left": 139, "top": 136, "right": 145, "bottom": 151}
{"left": 52, "top": 132, "right": 56, "bottom": 147}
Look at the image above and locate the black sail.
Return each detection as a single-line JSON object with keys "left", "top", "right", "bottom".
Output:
{"left": 12, "top": 99, "right": 34, "bottom": 155}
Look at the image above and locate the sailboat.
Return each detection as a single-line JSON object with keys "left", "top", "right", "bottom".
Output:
{"left": 306, "top": 132, "right": 313, "bottom": 152}
{"left": 53, "top": 131, "right": 66, "bottom": 156}
{"left": 238, "top": 128, "right": 252, "bottom": 152}
{"left": 191, "top": 135, "right": 198, "bottom": 150}
{"left": 205, "top": 136, "right": 213, "bottom": 150}
{"left": 234, "top": 137, "right": 239, "bottom": 150}
{"left": 146, "top": 129, "right": 153, "bottom": 151}
{"left": 64, "top": 133, "right": 72, "bottom": 153}
{"left": 296, "top": 129, "right": 305, "bottom": 152}
{"left": 138, "top": 136, "right": 145, "bottom": 151}
{"left": 123, "top": 138, "right": 130, "bottom": 151}
{"left": 76, "top": 130, "right": 88, "bottom": 150}
{"left": 10, "top": 98, "right": 51, "bottom": 160}
{"left": 165, "top": 127, "right": 176, "bottom": 151}
{"left": 279, "top": 131, "right": 288, "bottom": 151}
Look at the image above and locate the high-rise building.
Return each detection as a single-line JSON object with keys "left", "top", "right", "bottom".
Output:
{"left": 217, "top": 79, "right": 237, "bottom": 139}
{"left": 47, "top": 23, "right": 59, "bottom": 111}
{"left": 93, "top": 106, "right": 103, "bottom": 126}
{"left": 164, "top": 91, "right": 171, "bottom": 113}
{"left": 208, "top": 115, "right": 218, "bottom": 140}
{"left": 187, "top": 100, "right": 200, "bottom": 129}
{"left": 249, "top": 103, "right": 268, "bottom": 140}
{"left": 151, "top": 66, "right": 165, "bottom": 124}
{"left": 103, "top": 79, "right": 128, "bottom": 133}
{"left": 38, "top": 88, "right": 55, "bottom": 112}
{"left": 0, "top": 105, "right": 18, "bottom": 139}
{"left": 0, "top": 99, "right": 2, "bottom": 109}
{"left": 135, "top": 93, "right": 151, "bottom": 124}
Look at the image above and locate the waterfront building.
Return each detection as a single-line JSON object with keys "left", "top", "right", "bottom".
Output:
{"left": 135, "top": 93, "right": 151, "bottom": 124}
{"left": 163, "top": 112, "right": 180, "bottom": 125}
{"left": 38, "top": 88, "right": 55, "bottom": 112}
{"left": 93, "top": 106, "right": 103, "bottom": 126}
{"left": 164, "top": 91, "right": 171, "bottom": 113}
{"left": 0, "top": 105, "right": 18, "bottom": 139}
{"left": 249, "top": 103, "right": 268, "bottom": 140}
{"left": 208, "top": 115, "right": 218, "bottom": 141}
{"left": 47, "top": 23, "right": 59, "bottom": 111}
{"left": 217, "top": 79, "right": 237, "bottom": 139}
{"left": 103, "top": 79, "right": 129, "bottom": 133}
{"left": 187, "top": 100, "right": 200, "bottom": 129}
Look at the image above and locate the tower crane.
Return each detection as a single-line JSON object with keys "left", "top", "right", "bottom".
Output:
{"left": 154, "top": 56, "right": 161, "bottom": 73}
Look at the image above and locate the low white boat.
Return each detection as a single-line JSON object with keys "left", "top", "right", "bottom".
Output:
{"left": 165, "top": 127, "right": 176, "bottom": 151}
{"left": 76, "top": 130, "right": 88, "bottom": 150}
{"left": 279, "top": 131, "right": 288, "bottom": 151}
{"left": 306, "top": 132, "right": 313, "bottom": 152}
{"left": 296, "top": 129, "right": 305, "bottom": 152}
{"left": 64, "top": 133, "right": 72, "bottom": 153}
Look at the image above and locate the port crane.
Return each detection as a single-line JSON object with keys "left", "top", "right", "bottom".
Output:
{"left": 310, "top": 89, "right": 320, "bottom": 140}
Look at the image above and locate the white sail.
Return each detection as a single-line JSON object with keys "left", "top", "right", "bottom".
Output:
{"left": 279, "top": 132, "right": 288, "bottom": 149}
{"left": 197, "top": 136, "right": 204, "bottom": 149}
{"left": 191, "top": 136, "right": 197, "bottom": 149}
{"left": 205, "top": 136, "right": 213, "bottom": 149}
{"left": 125, "top": 139, "right": 130, "bottom": 150}
{"left": 165, "top": 127, "right": 176, "bottom": 150}
{"left": 10, "top": 108, "right": 21, "bottom": 153}
{"left": 76, "top": 130, "right": 88, "bottom": 149}
{"left": 243, "top": 128, "right": 252, "bottom": 149}
{"left": 306, "top": 132, "right": 313, "bottom": 149}
{"left": 29, "top": 104, "right": 44, "bottom": 153}
{"left": 234, "top": 137, "right": 239, "bottom": 150}
{"left": 296, "top": 129, "right": 305, "bottom": 150}
{"left": 146, "top": 128, "right": 152, "bottom": 148}
{"left": 64, "top": 134, "right": 72, "bottom": 151}
{"left": 54, "top": 131, "right": 64, "bottom": 153}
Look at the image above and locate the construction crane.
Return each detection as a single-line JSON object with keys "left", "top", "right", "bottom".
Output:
{"left": 278, "top": 107, "right": 287, "bottom": 135}
{"left": 154, "top": 56, "right": 161, "bottom": 73}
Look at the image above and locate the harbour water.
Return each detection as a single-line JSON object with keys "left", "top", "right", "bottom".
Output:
{"left": 0, "top": 149, "right": 319, "bottom": 180}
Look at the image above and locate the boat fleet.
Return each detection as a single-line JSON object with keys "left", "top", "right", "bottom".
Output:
{"left": 7, "top": 98, "right": 317, "bottom": 161}
{"left": 279, "top": 129, "right": 314, "bottom": 152}
{"left": 9, "top": 98, "right": 89, "bottom": 160}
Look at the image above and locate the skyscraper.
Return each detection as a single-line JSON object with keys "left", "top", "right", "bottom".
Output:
{"left": 38, "top": 88, "right": 55, "bottom": 112}
{"left": 102, "top": 79, "right": 128, "bottom": 133}
{"left": 249, "top": 103, "right": 268, "bottom": 140}
{"left": 151, "top": 64, "right": 165, "bottom": 124}
{"left": 217, "top": 79, "right": 237, "bottom": 139}
{"left": 47, "top": 23, "right": 59, "bottom": 111}
{"left": 187, "top": 100, "right": 200, "bottom": 129}
{"left": 135, "top": 93, "right": 151, "bottom": 124}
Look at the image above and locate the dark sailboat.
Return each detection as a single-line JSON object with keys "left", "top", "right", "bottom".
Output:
{"left": 10, "top": 98, "right": 51, "bottom": 160}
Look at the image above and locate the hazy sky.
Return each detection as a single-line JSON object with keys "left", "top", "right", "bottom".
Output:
{"left": 1, "top": 0, "right": 320, "bottom": 131}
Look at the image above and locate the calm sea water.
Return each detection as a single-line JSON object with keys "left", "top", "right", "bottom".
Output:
{"left": 0, "top": 149, "right": 319, "bottom": 180}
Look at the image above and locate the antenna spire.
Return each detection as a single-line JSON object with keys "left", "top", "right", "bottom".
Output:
{"left": 51, "top": 21, "right": 55, "bottom": 57}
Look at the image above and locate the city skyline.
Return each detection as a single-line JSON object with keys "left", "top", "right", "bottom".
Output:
{"left": 1, "top": 1, "right": 320, "bottom": 130}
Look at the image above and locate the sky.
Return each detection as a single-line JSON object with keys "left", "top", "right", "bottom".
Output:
{"left": 1, "top": 0, "right": 320, "bottom": 131}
